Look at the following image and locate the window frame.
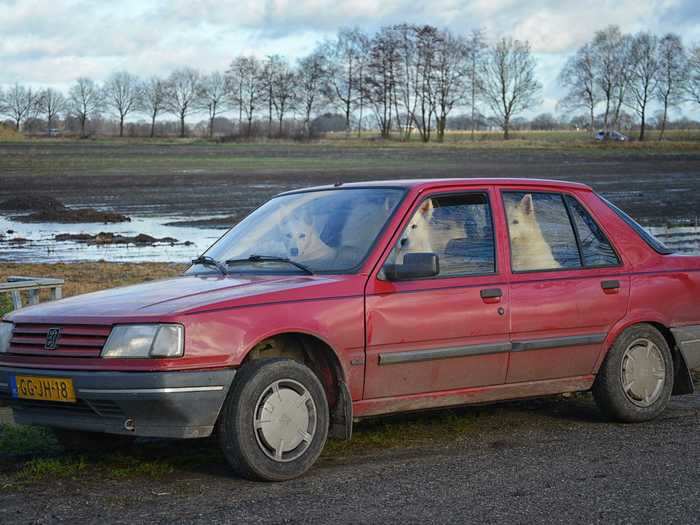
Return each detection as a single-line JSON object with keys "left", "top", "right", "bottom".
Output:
{"left": 501, "top": 189, "right": 623, "bottom": 275}
{"left": 380, "top": 189, "right": 499, "bottom": 281}
{"left": 562, "top": 194, "right": 623, "bottom": 269}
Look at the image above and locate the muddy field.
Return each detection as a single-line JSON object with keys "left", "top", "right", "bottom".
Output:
{"left": 1, "top": 140, "right": 700, "bottom": 224}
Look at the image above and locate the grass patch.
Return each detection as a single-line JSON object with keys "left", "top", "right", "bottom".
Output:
{"left": 323, "top": 408, "right": 482, "bottom": 457}
{"left": 0, "top": 424, "right": 59, "bottom": 456}
{"left": 17, "top": 456, "right": 87, "bottom": 482}
{"left": 107, "top": 454, "right": 175, "bottom": 479}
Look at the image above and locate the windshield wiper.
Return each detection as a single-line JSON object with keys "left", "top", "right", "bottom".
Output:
{"left": 225, "top": 255, "right": 314, "bottom": 275}
{"left": 191, "top": 255, "right": 228, "bottom": 275}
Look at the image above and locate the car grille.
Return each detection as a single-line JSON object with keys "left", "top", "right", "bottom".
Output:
{"left": 8, "top": 323, "right": 111, "bottom": 358}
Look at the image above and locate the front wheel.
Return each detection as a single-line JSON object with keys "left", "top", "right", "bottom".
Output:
{"left": 593, "top": 324, "right": 674, "bottom": 422}
{"left": 217, "top": 358, "right": 329, "bottom": 481}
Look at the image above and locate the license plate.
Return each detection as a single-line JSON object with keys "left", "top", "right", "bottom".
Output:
{"left": 11, "top": 375, "right": 76, "bottom": 403}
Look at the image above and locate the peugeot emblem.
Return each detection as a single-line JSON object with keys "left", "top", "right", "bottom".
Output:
{"left": 45, "top": 328, "right": 61, "bottom": 350}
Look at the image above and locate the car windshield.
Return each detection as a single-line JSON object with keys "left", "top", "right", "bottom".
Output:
{"left": 188, "top": 188, "right": 405, "bottom": 274}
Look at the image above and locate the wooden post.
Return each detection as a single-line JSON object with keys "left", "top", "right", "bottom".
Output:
{"left": 10, "top": 291, "right": 22, "bottom": 310}
{"left": 50, "top": 287, "right": 63, "bottom": 301}
{"left": 27, "top": 289, "right": 40, "bottom": 306}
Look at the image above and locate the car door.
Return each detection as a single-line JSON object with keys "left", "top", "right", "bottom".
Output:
{"left": 363, "top": 188, "right": 511, "bottom": 399}
{"left": 502, "top": 189, "right": 630, "bottom": 383}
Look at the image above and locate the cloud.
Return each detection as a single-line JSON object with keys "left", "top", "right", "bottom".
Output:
{"left": 0, "top": 0, "right": 698, "bottom": 117}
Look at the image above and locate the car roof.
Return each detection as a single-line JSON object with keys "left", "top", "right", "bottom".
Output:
{"left": 280, "top": 178, "right": 592, "bottom": 195}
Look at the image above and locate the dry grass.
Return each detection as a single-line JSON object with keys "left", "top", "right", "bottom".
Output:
{"left": 0, "top": 263, "right": 186, "bottom": 316}
{"left": 0, "top": 125, "right": 23, "bottom": 142}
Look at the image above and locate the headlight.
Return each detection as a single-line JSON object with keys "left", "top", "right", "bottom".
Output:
{"left": 102, "top": 324, "right": 184, "bottom": 358}
{"left": 0, "top": 322, "right": 13, "bottom": 353}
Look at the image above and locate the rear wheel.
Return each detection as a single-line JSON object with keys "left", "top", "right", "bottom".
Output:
{"left": 593, "top": 324, "right": 674, "bottom": 422}
{"left": 217, "top": 358, "right": 329, "bottom": 481}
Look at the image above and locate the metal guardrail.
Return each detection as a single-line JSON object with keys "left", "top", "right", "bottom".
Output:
{"left": 0, "top": 276, "right": 64, "bottom": 310}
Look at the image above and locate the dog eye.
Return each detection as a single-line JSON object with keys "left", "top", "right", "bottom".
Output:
{"left": 411, "top": 224, "right": 417, "bottom": 229}
{"left": 512, "top": 220, "right": 519, "bottom": 225}
{"left": 299, "top": 233, "right": 306, "bottom": 239}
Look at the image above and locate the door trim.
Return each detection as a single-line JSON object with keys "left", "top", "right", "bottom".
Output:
{"left": 511, "top": 333, "right": 606, "bottom": 353}
{"left": 378, "top": 342, "right": 512, "bottom": 365}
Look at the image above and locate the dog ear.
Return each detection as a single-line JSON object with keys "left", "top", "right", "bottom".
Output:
{"left": 418, "top": 199, "right": 434, "bottom": 217}
{"left": 519, "top": 194, "right": 534, "bottom": 216}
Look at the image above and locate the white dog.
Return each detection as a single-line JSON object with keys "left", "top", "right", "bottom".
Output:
{"left": 279, "top": 213, "right": 335, "bottom": 262}
{"left": 506, "top": 194, "right": 560, "bottom": 271}
{"left": 393, "top": 199, "right": 435, "bottom": 261}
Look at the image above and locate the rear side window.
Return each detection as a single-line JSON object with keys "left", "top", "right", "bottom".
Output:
{"left": 503, "top": 192, "right": 581, "bottom": 271}
{"left": 564, "top": 195, "right": 620, "bottom": 267}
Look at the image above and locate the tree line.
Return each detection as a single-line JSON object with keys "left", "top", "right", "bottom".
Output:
{"left": 560, "top": 25, "right": 700, "bottom": 140}
{"left": 1, "top": 24, "right": 699, "bottom": 141}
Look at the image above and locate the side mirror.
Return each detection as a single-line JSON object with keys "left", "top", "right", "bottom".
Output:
{"left": 383, "top": 252, "right": 440, "bottom": 281}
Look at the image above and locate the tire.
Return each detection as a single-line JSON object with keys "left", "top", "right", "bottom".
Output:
{"left": 593, "top": 324, "right": 674, "bottom": 422}
{"left": 217, "top": 358, "right": 329, "bottom": 481}
{"left": 53, "top": 428, "right": 134, "bottom": 453}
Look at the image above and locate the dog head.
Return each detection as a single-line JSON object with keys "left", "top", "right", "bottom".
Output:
{"left": 396, "top": 199, "right": 435, "bottom": 255}
{"left": 279, "top": 213, "right": 317, "bottom": 258}
{"left": 506, "top": 193, "right": 540, "bottom": 244}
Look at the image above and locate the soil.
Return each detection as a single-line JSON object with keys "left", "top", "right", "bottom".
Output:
{"left": 0, "top": 194, "right": 130, "bottom": 224}
{"left": 54, "top": 232, "right": 184, "bottom": 246}
{"left": 0, "top": 142, "right": 699, "bottom": 226}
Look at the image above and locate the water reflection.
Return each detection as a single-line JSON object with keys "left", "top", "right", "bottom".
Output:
{"left": 0, "top": 215, "right": 227, "bottom": 263}
{"left": 646, "top": 225, "right": 700, "bottom": 255}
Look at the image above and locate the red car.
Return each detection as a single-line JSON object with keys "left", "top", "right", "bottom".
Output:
{"left": 1, "top": 178, "right": 698, "bottom": 481}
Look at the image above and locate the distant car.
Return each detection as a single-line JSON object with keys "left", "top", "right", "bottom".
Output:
{"left": 596, "top": 130, "right": 628, "bottom": 141}
{"left": 1, "top": 178, "right": 699, "bottom": 481}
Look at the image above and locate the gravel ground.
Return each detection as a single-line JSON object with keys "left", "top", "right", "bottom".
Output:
{"left": 0, "top": 393, "right": 697, "bottom": 524}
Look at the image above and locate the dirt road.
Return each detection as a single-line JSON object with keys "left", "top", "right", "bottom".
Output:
{"left": 0, "top": 393, "right": 697, "bottom": 524}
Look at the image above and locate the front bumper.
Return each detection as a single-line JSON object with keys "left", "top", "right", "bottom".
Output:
{"left": 0, "top": 367, "right": 236, "bottom": 438}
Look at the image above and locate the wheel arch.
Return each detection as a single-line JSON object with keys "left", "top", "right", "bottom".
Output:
{"left": 599, "top": 317, "right": 694, "bottom": 395}
{"left": 241, "top": 330, "right": 353, "bottom": 440}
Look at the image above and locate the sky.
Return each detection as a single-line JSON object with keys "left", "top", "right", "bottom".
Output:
{"left": 1, "top": 0, "right": 699, "bottom": 120}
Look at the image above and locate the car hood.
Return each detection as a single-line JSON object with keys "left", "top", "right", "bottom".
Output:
{"left": 6, "top": 273, "right": 362, "bottom": 324}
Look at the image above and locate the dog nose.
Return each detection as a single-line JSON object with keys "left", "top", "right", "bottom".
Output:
{"left": 290, "top": 248, "right": 299, "bottom": 257}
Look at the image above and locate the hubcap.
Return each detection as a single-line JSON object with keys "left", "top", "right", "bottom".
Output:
{"left": 253, "top": 379, "right": 317, "bottom": 462}
{"left": 621, "top": 338, "right": 666, "bottom": 407}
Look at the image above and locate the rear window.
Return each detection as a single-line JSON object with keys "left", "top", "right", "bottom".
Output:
{"left": 599, "top": 196, "right": 673, "bottom": 255}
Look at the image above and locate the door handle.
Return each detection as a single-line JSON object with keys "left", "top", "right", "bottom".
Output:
{"left": 480, "top": 288, "right": 502, "bottom": 302}
{"left": 601, "top": 280, "right": 620, "bottom": 291}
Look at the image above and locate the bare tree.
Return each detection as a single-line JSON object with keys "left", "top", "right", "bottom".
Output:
{"left": 68, "top": 77, "right": 103, "bottom": 138}
{"left": 466, "top": 29, "right": 487, "bottom": 140}
{"left": 655, "top": 34, "right": 686, "bottom": 140}
{"left": 687, "top": 45, "right": 700, "bottom": 107}
{"left": 261, "top": 55, "right": 285, "bottom": 136}
{"left": 413, "top": 26, "right": 441, "bottom": 142}
{"left": 140, "top": 77, "right": 166, "bottom": 138}
{"left": 558, "top": 43, "right": 597, "bottom": 133}
{"left": 365, "top": 27, "right": 402, "bottom": 138}
{"left": 297, "top": 50, "right": 328, "bottom": 137}
{"left": 3, "top": 83, "right": 38, "bottom": 131}
{"left": 324, "top": 28, "right": 369, "bottom": 133}
{"left": 226, "top": 56, "right": 263, "bottom": 136}
{"left": 269, "top": 58, "right": 297, "bottom": 136}
{"left": 591, "top": 26, "right": 630, "bottom": 133}
{"left": 197, "top": 72, "right": 228, "bottom": 138}
{"left": 165, "top": 68, "right": 200, "bottom": 138}
{"left": 625, "top": 32, "right": 660, "bottom": 141}
{"left": 38, "top": 88, "right": 67, "bottom": 130}
{"left": 432, "top": 30, "right": 469, "bottom": 142}
{"left": 480, "top": 37, "right": 541, "bottom": 139}
{"left": 104, "top": 71, "right": 141, "bottom": 137}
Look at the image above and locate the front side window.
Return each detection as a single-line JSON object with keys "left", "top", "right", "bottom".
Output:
{"left": 564, "top": 195, "right": 620, "bottom": 267}
{"left": 503, "top": 192, "right": 581, "bottom": 271}
{"left": 189, "top": 188, "right": 404, "bottom": 274}
{"left": 386, "top": 193, "right": 496, "bottom": 277}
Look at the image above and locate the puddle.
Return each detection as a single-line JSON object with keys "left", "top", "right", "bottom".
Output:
{"left": 0, "top": 215, "right": 228, "bottom": 263}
